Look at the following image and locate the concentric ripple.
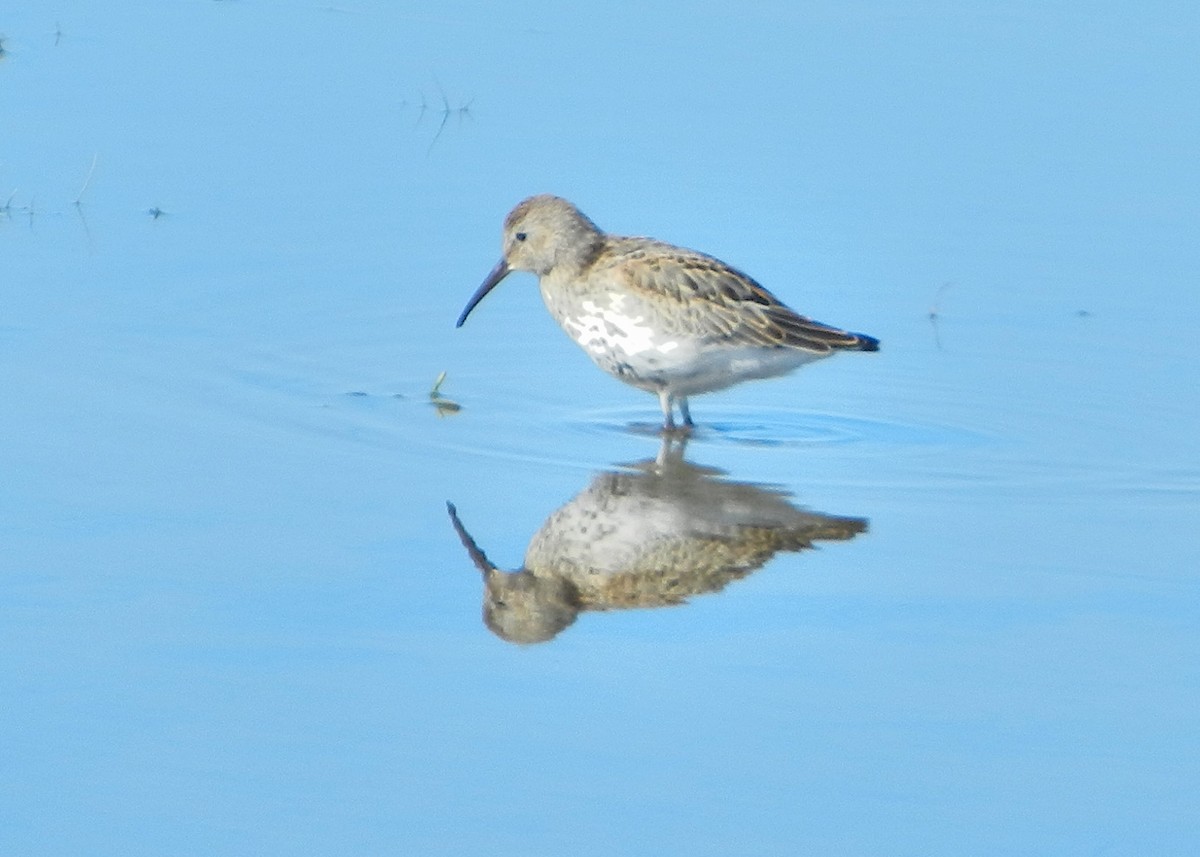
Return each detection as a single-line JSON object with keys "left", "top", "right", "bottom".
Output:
{"left": 576, "top": 405, "right": 990, "bottom": 451}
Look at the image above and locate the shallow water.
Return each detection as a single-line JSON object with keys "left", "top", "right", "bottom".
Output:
{"left": 3, "top": 2, "right": 1198, "bottom": 855}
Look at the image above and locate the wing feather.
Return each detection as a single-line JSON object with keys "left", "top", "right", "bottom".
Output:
{"left": 604, "top": 239, "right": 876, "bottom": 353}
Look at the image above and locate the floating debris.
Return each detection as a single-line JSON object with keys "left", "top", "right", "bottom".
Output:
{"left": 429, "top": 371, "right": 462, "bottom": 416}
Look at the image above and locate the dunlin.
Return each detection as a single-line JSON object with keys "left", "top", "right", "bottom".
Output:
{"left": 456, "top": 195, "right": 879, "bottom": 431}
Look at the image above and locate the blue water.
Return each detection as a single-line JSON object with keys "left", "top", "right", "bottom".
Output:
{"left": 3, "top": 2, "right": 1197, "bottom": 854}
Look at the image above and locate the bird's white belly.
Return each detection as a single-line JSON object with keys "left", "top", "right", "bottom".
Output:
{"left": 548, "top": 291, "right": 823, "bottom": 395}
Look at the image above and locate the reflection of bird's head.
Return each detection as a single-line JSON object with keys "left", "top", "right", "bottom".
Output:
{"left": 447, "top": 501, "right": 583, "bottom": 645}
{"left": 483, "top": 568, "right": 581, "bottom": 645}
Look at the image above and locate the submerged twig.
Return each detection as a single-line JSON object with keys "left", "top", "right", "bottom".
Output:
{"left": 928, "top": 281, "right": 953, "bottom": 350}
{"left": 402, "top": 79, "right": 474, "bottom": 154}
{"left": 74, "top": 154, "right": 99, "bottom": 206}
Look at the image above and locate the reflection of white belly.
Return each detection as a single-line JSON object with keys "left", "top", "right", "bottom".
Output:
{"left": 555, "top": 295, "right": 824, "bottom": 395}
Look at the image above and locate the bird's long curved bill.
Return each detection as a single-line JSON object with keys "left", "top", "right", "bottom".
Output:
{"left": 455, "top": 259, "right": 511, "bottom": 328}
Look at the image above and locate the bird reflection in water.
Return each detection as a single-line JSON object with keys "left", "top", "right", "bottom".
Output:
{"left": 447, "top": 439, "right": 868, "bottom": 644}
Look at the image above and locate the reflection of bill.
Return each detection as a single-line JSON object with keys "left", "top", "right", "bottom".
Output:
{"left": 447, "top": 442, "right": 868, "bottom": 645}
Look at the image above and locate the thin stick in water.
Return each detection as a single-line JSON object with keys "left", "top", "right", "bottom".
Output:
{"left": 74, "top": 154, "right": 99, "bottom": 205}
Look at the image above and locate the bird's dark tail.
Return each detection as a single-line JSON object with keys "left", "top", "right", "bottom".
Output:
{"left": 851, "top": 332, "right": 880, "bottom": 352}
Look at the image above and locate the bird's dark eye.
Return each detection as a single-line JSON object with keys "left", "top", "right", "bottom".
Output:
{"left": 515, "top": 232, "right": 527, "bottom": 242}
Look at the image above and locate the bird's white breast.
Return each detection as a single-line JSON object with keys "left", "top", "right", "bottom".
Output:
{"left": 562, "top": 293, "right": 680, "bottom": 359}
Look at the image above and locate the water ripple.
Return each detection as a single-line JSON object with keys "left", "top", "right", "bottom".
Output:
{"left": 575, "top": 405, "right": 991, "bottom": 451}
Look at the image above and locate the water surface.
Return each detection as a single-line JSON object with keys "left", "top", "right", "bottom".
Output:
{"left": 2, "top": 2, "right": 1197, "bottom": 855}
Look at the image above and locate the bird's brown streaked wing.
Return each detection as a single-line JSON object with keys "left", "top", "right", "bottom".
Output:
{"left": 611, "top": 242, "right": 871, "bottom": 352}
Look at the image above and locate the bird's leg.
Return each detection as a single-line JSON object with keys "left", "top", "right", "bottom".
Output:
{"left": 678, "top": 397, "right": 694, "bottom": 428}
{"left": 657, "top": 390, "right": 676, "bottom": 431}
{"left": 657, "top": 390, "right": 694, "bottom": 436}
